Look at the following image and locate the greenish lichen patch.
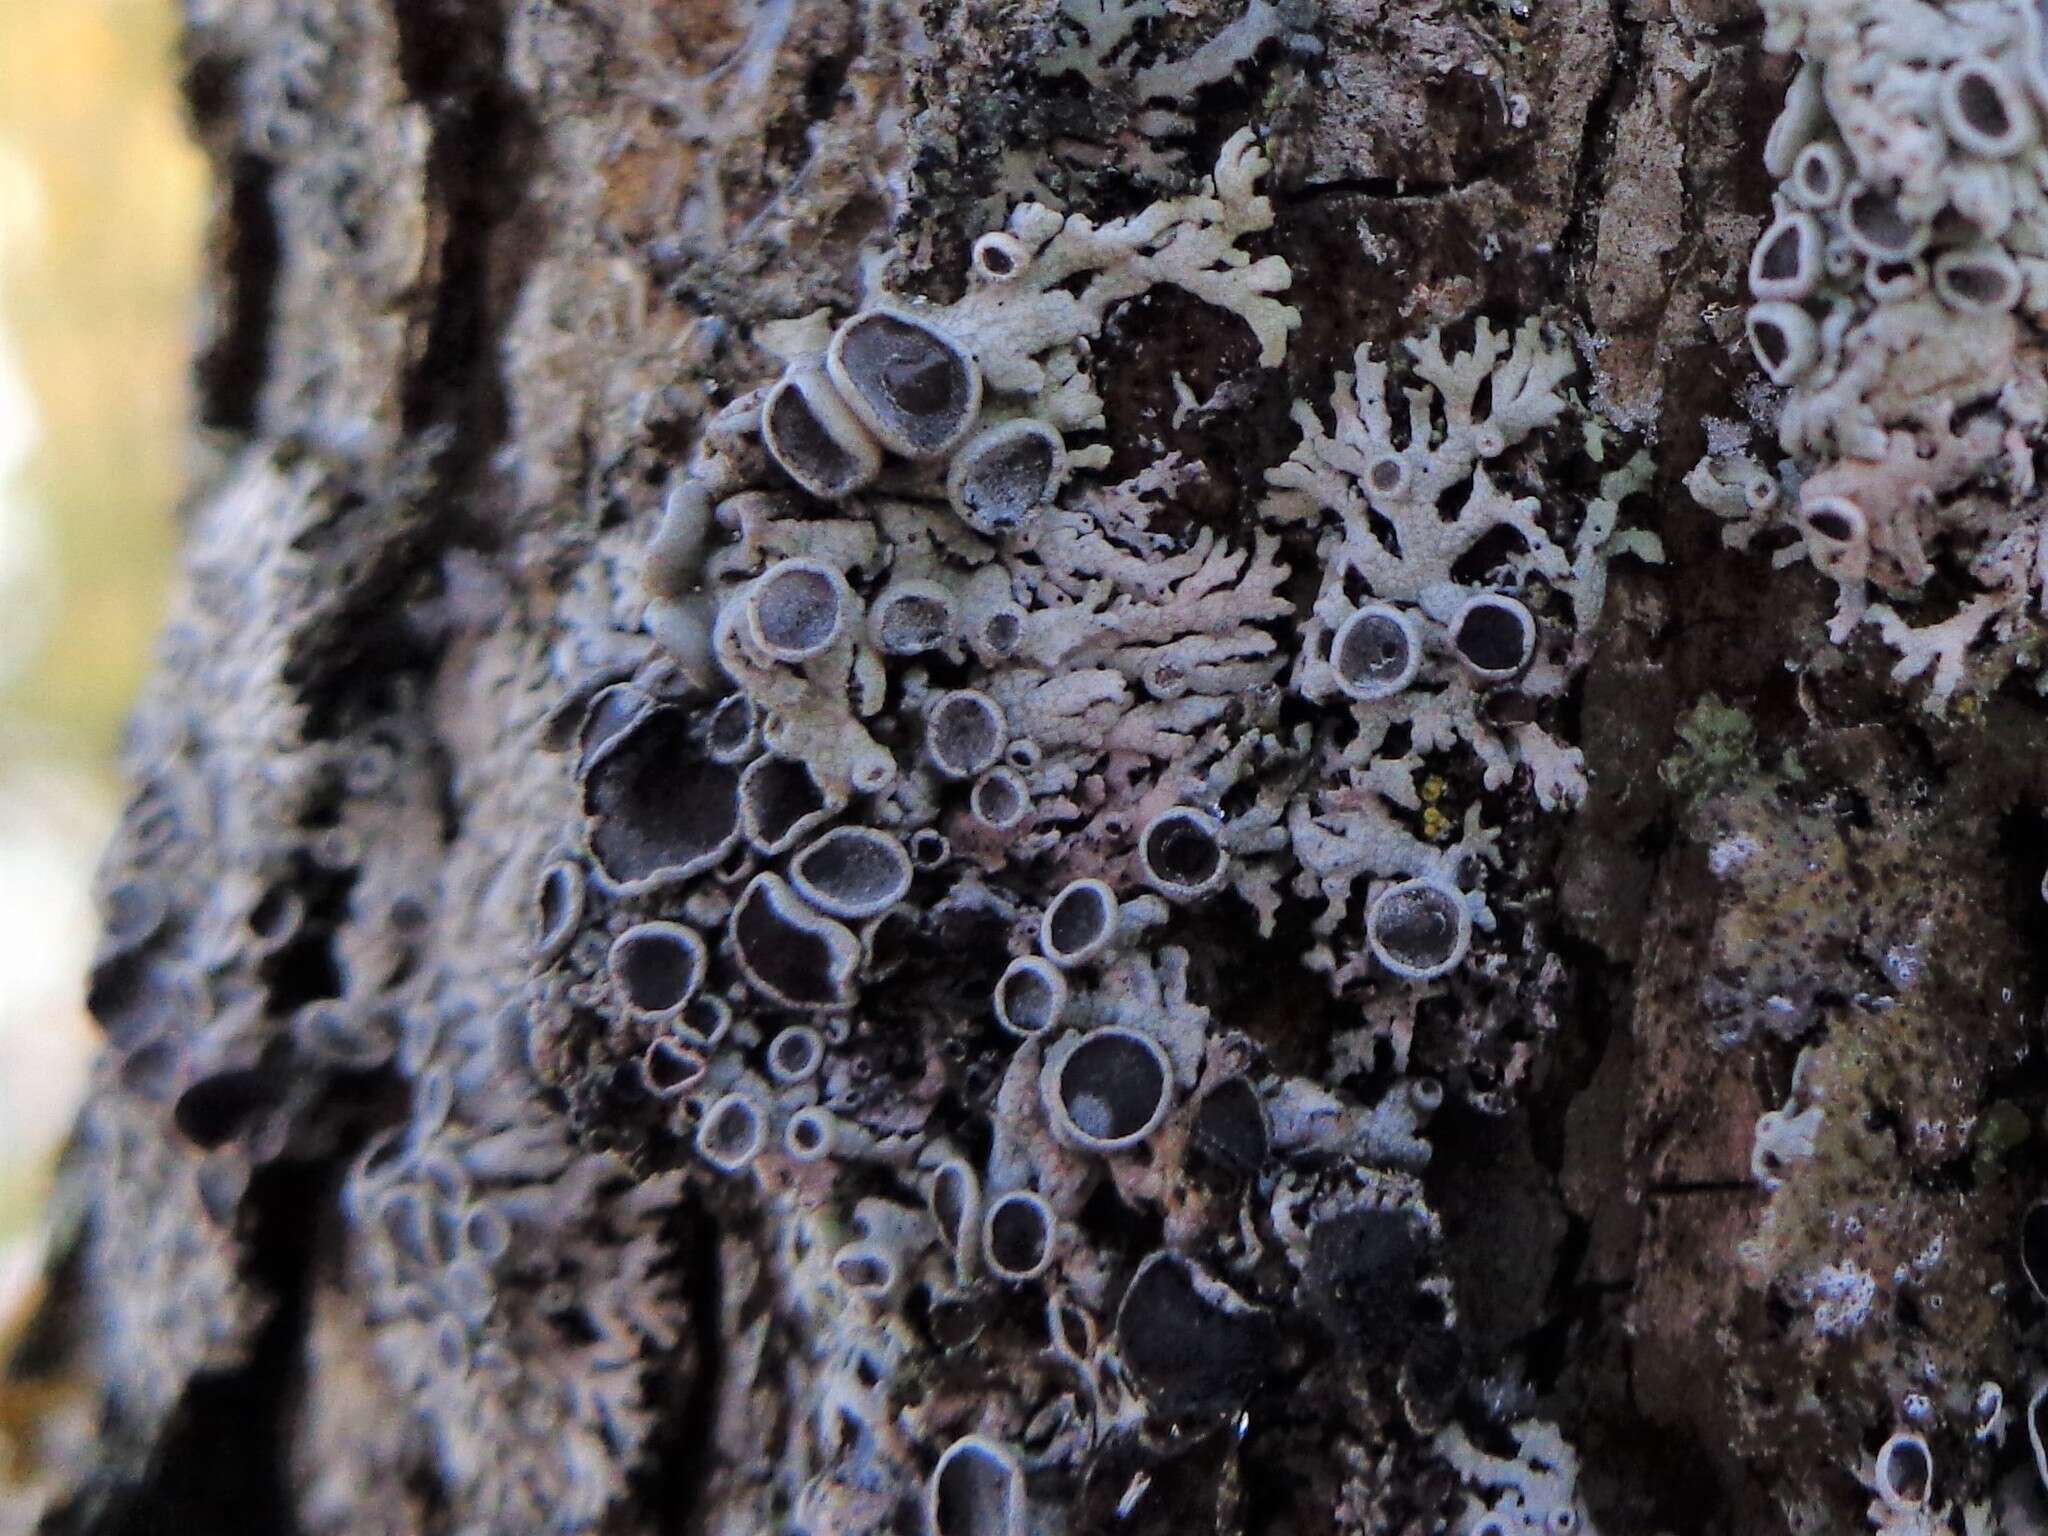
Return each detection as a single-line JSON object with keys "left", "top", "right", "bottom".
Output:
{"left": 1659, "top": 695, "right": 1760, "bottom": 808}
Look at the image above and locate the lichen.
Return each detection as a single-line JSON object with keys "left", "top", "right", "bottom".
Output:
{"left": 1658, "top": 694, "right": 1760, "bottom": 808}
{"left": 506, "top": 127, "right": 1651, "bottom": 1530}
{"left": 1435, "top": 1417, "right": 1600, "bottom": 1536}
{"left": 1694, "top": 0, "right": 2048, "bottom": 710}
{"left": 1259, "top": 318, "right": 1656, "bottom": 1063}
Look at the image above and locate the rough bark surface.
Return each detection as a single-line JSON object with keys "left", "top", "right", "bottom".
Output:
{"left": 5, "top": 2, "right": 2046, "bottom": 1534}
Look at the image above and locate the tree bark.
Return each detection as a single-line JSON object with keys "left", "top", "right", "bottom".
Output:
{"left": 3, "top": 2, "right": 2039, "bottom": 1534}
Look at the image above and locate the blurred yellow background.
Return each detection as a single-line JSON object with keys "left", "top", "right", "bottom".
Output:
{"left": 0, "top": 0, "right": 202, "bottom": 1270}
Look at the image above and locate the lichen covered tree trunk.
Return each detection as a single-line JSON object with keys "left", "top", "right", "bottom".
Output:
{"left": 6, "top": 2, "right": 2045, "bottom": 1534}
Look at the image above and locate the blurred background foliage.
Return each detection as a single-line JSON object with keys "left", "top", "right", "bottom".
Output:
{"left": 0, "top": 0, "right": 200, "bottom": 1259}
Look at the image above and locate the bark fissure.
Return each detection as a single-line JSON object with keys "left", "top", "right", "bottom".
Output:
{"left": 1279, "top": 171, "right": 1499, "bottom": 203}
{"left": 192, "top": 151, "right": 284, "bottom": 437}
